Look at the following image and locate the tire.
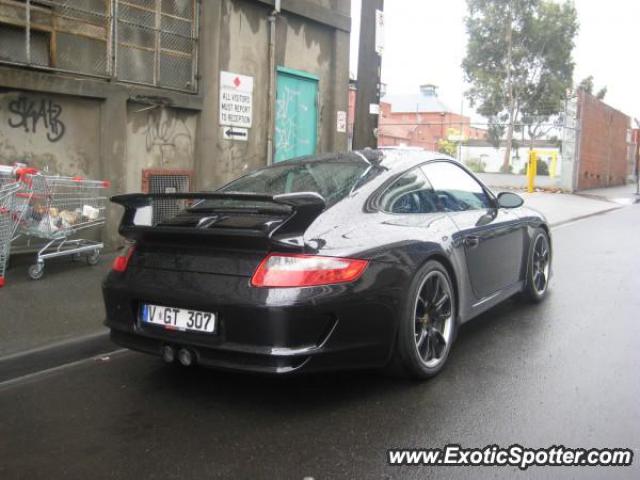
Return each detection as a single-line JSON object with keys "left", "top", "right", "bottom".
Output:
{"left": 521, "top": 228, "right": 552, "bottom": 303}
{"left": 392, "top": 260, "right": 457, "bottom": 380}
{"left": 28, "top": 263, "right": 45, "bottom": 280}
{"left": 87, "top": 250, "right": 101, "bottom": 266}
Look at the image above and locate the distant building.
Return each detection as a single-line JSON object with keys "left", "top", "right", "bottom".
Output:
{"left": 347, "top": 79, "right": 357, "bottom": 149}
{"left": 566, "top": 90, "right": 632, "bottom": 190}
{"left": 378, "top": 84, "right": 486, "bottom": 150}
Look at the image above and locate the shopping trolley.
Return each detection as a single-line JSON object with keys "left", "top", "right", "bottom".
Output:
{"left": 0, "top": 181, "right": 21, "bottom": 287}
{"left": 17, "top": 172, "right": 110, "bottom": 280}
{"left": 1, "top": 165, "right": 34, "bottom": 238}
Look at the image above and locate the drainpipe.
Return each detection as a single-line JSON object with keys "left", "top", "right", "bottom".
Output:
{"left": 266, "top": 0, "right": 281, "bottom": 165}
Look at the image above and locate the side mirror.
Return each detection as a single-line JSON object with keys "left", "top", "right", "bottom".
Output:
{"left": 497, "top": 191, "right": 524, "bottom": 209}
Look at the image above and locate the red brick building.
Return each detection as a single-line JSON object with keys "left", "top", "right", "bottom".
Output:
{"left": 575, "top": 90, "right": 632, "bottom": 190}
{"left": 377, "top": 84, "right": 485, "bottom": 149}
{"left": 347, "top": 80, "right": 357, "bottom": 149}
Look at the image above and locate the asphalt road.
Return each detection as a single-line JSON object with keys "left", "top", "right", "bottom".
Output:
{"left": 1, "top": 206, "right": 639, "bottom": 480}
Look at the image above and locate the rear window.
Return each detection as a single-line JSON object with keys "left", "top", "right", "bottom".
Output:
{"left": 218, "top": 161, "right": 369, "bottom": 206}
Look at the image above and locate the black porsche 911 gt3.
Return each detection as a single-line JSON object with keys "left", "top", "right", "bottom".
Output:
{"left": 103, "top": 149, "right": 551, "bottom": 379}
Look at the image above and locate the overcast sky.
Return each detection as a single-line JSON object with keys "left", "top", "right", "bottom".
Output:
{"left": 350, "top": 0, "right": 638, "bottom": 121}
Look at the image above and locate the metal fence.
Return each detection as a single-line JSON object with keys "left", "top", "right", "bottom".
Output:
{"left": 0, "top": 0, "right": 199, "bottom": 92}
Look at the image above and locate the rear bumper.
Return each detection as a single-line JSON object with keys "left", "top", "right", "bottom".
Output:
{"left": 103, "top": 263, "right": 403, "bottom": 374}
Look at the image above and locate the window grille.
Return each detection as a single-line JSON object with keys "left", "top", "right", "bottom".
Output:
{"left": 0, "top": 0, "right": 198, "bottom": 92}
{"left": 141, "top": 168, "right": 192, "bottom": 224}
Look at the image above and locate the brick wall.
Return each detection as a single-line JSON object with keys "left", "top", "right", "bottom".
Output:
{"left": 577, "top": 91, "right": 631, "bottom": 190}
{"left": 377, "top": 104, "right": 486, "bottom": 150}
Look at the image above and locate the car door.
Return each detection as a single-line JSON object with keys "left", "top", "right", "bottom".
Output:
{"left": 421, "top": 161, "right": 525, "bottom": 299}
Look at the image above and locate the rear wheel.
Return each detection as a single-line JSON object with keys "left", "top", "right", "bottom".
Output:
{"left": 393, "top": 260, "right": 457, "bottom": 379}
{"left": 521, "top": 228, "right": 551, "bottom": 302}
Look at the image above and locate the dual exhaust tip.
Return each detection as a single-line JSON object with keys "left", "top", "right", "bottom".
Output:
{"left": 162, "top": 345, "right": 194, "bottom": 367}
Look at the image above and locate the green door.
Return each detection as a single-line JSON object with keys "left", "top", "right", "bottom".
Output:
{"left": 274, "top": 67, "right": 318, "bottom": 162}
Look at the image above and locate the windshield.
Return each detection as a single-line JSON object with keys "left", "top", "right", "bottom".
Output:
{"left": 218, "top": 160, "right": 370, "bottom": 207}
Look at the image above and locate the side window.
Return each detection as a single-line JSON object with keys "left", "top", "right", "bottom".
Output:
{"left": 422, "top": 162, "right": 492, "bottom": 212}
{"left": 378, "top": 168, "right": 440, "bottom": 214}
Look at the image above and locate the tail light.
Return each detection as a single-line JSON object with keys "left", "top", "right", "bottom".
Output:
{"left": 112, "top": 242, "right": 136, "bottom": 272}
{"left": 251, "top": 253, "right": 369, "bottom": 288}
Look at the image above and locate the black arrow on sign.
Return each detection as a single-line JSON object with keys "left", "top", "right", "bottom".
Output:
{"left": 225, "top": 128, "right": 247, "bottom": 137}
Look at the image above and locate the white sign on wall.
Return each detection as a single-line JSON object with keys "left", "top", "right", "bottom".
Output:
{"left": 336, "top": 110, "right": 347, "bottom": 133}
{"left": 220, "top": 71, "right": 253, "bottom": 129}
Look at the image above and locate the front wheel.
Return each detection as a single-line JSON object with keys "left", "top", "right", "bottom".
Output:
{"left": 521, "top": 228, "right": 551, "bottom": 303}
{"left": 28, "top": 263, "right": 45, "bottom": 280}
{"left": 87, "top": 249, "right": 101, "bottom": 266}
{"left": 392, "top": 260, "right": 457, "bottom": 379}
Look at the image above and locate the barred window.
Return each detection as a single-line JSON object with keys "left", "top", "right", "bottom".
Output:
{"left": 0, "top": 0, "right": 198, "bottom": 92}
{"left": 116, "top": 0, "right": 197, "bottom": 90}
{"left": 0, "top": 1, "right": 112, "bottom": 75}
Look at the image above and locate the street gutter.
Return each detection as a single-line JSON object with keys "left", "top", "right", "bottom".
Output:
{"left": 0, "top": 331, "right": 114, "bottom": 383}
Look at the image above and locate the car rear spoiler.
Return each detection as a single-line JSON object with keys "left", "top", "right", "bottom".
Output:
{"left": 110, "top": 191, "right": 326, "bottom": 250}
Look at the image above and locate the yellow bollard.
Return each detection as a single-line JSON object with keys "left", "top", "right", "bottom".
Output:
{"left": 527, "top": 150, "right": 538, "bottom": 193}
{"left": 549, "top": 151, "right": 558, "bottom": 178}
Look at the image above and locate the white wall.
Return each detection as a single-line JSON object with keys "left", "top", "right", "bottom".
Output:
{"left": 460, "top": 145, "right": 562, "bottom": 175}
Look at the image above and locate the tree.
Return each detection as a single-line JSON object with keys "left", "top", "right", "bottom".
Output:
{"left": 578, "top": 75, "right": 607, "bottom": 100}
{"left": 463, "top": 0, "right": 578, "bottom": 172}
{"left": 578, "top": 75, "right": 594, "bottom": 94}
{"left": 437, "top": 138, "right": 458, "bottom": 157}
{"left": 437, "top": 128, "right": 462, "bottom": 157}
{"left": 487, "top": 122, "right": 505, "bottom": 150}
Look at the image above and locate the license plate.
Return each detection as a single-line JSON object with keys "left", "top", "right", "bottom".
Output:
{"left": 141, "top": 304, "right": 216, "bottom": 334}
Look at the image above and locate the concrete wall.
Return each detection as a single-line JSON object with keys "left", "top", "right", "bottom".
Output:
{"left": 0, "top": 91, "right": 101, "bottom": 178}
{"left": 125, "top": 105, "right": 198, "bottom": 193}
{"left": 196, "top": 0, "right": 272, "bottom": 190}
{"left": 460, "top": 145, "right": 562, "bottom": 175}
{"left": 0, "top": 0, "right": 351, "bottom": 248}
{"left": 196, "top": 0, "right": 350, "bottom": 190}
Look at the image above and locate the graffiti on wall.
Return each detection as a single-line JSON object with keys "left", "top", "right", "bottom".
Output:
{"left": 143, "top": 108, "right": 193, "bottom": 163}
{"left": 275, "top": 86, "right": 303, "bottom": 159}
{"left": 7, "top": 95, "right": 66, "bottom": 142}
{"left": 274, "top": 73, "right": 318, "bottom": 162}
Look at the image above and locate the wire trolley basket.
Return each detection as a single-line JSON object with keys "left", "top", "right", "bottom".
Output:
{"left": 17, "top": 172, "right": 110, "bottom": 280}
{"left": 1, "top": 166, "right": 33, "bottom": 237}
{"left": 0, "top": 181, "right": 22, "bottom": 287}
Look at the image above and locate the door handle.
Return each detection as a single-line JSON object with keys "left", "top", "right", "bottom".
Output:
{"left": 464, "top": 235, "right": 480, "bottom": 248}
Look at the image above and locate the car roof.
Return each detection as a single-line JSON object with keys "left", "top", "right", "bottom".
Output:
{"left": 273, "top": 149, "right": 451, "bottom": 174}
{"left": 371, "top": 148, "right": 450, "bottom": 172}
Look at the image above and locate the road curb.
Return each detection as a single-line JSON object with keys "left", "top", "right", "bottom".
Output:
{"left": 574, "top": 192, "right": 640, "bottom": 205}
{"left": 549, "top": 205, "right": 623, "bottom": 229}
{"left": 0, "top": 331, "right": 116, "bottom": 383}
